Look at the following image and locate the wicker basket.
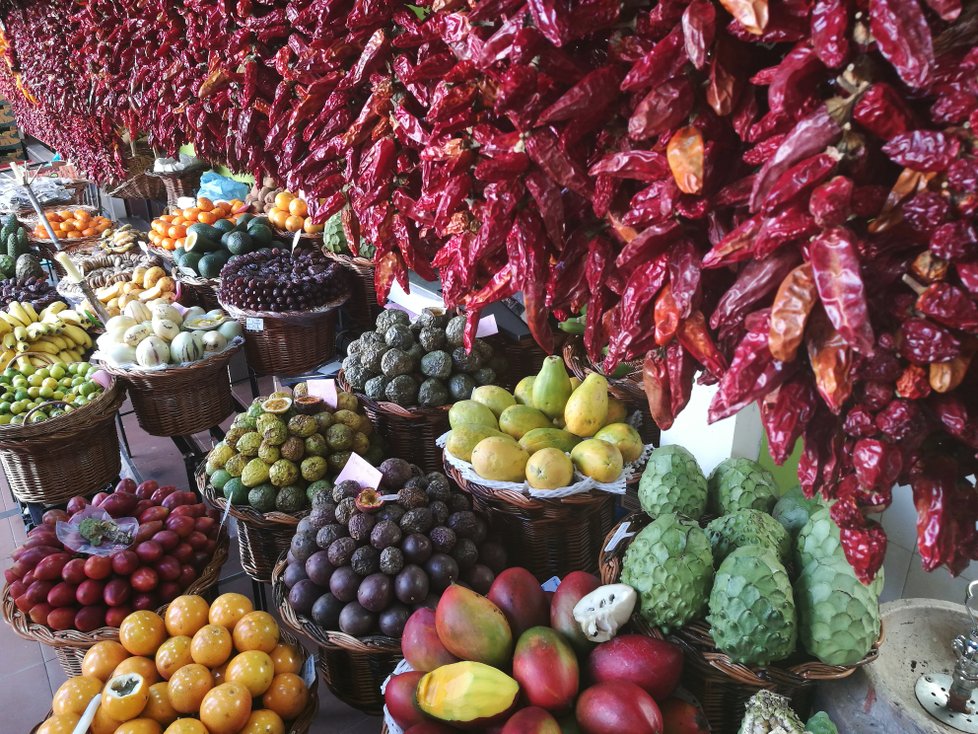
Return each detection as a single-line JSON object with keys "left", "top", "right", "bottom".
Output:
{"left": 4, "top": 535, "right": 229, "bottom": 678}
{"left": 103, "top": 141, "right": 165, "bottom": 200}
{"left": 146, "top": 163, "right": 209, "bottom": 208}
{"left": 200, "top": 472, "right": 306, "bottom": 584}
{"left": 0, "top": 375, "right": 125, "bottom": 505}
{"left": 177, "top": 272, "right": 221, "bottom": 310}
{"left": 444, "top": 459, "right": 615, "bottom": 581}
{"left": 338, "top": 370, "right": 449, "bottom": 474}
{"left": 598, "top": 513, "right": 881, "bottom": 733}
{"left": 488, "top": 332, "right": 565, "bottom": 391}
{"left": 273, "top": 557, "right": 401, "bottom": 714}
{"left": 101, "top": 344, "right": 240, "bottom": 437}
{"left": 323, "top": 251, "right": 381, "bottom": 332}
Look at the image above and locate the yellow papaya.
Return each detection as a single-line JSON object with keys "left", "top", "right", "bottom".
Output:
{"left": 531, "top": 356, "right": 573, "bottom": 420}
{"left": 563, "top": 373, "right": 609, "bottom": 437}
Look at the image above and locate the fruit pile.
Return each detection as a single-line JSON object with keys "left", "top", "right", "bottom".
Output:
{"left": 205, "top": 384, "right": 382, "bottom": 514}
{"left": 173, "top": 213, "right": 277, "bottom": 280}
{"left": 0, "top": 360, "right": 103, "bottom": 426}
{"left": 32, "top": 208, "right": 113, "bottom": 241}
{"left": 34, "top": 594, "right": 311, "bottom": 734}
{"left": 445, "top": 357, "right": 644, "bottom": 490}
{"left": 217, "top": 247, "right": 349, "bottom": 313}
{"left": 88, "top": 265, "right": 178, "bottom": 318}
{"left": 385, "top": 568, "right": 698, "bottom": 734}
{"left": 98, "top": 223, "right": 144, "bottom": 255}
{"left": 322, "top": 208, "right": 375, "bottom": 260}
{"left": 147, "top": 197, "right": 246, "bottom": 252}
{"left": 282, "top": 459, "right": 508, "bottom": 638}
{"left": 0, "top": 271, "right": 59, "bottom": 312}
{"left": 264, "top": 190, "right": 322, "bottom": 235}
{"left": 343, "top": 309, "right": 505, "bottom": 407}
{"left": 621, "top": 450, "right": 882, "bottom": 667}
{"left": 0, "top": 299, "right": 93, "bottom": 369}
{"left": 4, "top": 479, "right": 222, "bottom": 632}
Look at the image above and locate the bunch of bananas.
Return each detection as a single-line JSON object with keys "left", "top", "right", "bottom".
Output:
{"left": 98, "top": 223, "right": 143, "bottom": 254}
{"left": 0, "top": 300, "right": 93, "bottom": 369}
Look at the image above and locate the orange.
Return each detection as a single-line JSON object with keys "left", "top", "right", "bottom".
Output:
{"left": 240, "top": 710, "right": 284, "bottom": 734}
{"left": 167, "top": 225, "right": 183, "bottom": 239}
{"left": 53, "top": 675, "right": 103, "bottom": 717}
{"left": 156, "top": 636, "right": 193, "bottom": 680}
{"left": 268, "top": 209, "right": 288, "bottom": 230}
{"left": 182, "top": 207, "right": 200, "bottom": 222}
{"left": 36, "top": 714, "right": 81, "bottom": 734}
{"left": 192, "top": 624, "right": 232, "bottom": 667}
{"left": 197, "top": 211, "right": 218, "bottom": 226}
{"left": 273, "top": 192, "right": 294, "bottom": 210}
{"left": 83, "top": 641, "right": 130, "bottom": 681}
{"left": 196, "top": 197, "right": 214, "bottom": 211}
{"left": 225, "top": 650, "right": 274, "bottom": 696}
{"left": 75, "top": 209, "right": 91, "bottom": 221}
{"left": 120, "top": 611, "right": 167, "bottom": 656}
{"left": 45, "top": 211, "right": 60, "bottom": 221}
{"left": 268, "top": 644, "right": 301, "bottom": 675}
{"left": 159, "top": 214, "right": 174, "bottom": 223}
{"left": 208, "top": 593, "right": 253, "bottom": 629}
{"left": 143, "top": 682, "right": 178, "bottom": 727}
{"left": 232, "top": 612, "right": 279, "bottom": 653}
{"left": 261, "top": 673, "right": 308, "bottom": 721}
{"left": 283, "top": 215, "right": 304, "bottom": 233}
{"left": 82, "top": 227, "right": 97, "bottom": 237}
{"left": 67, "top": 230, "right": 82, "bottom": 239}
{"left": 303, "top": 217, "right": 324, "bottom": 234}
{"left": 229, "top": 199, "right": 246, "bottom": 211}
{"left": 199, "top": 682, "right": 252, "bottom": 734}
{"left": 288, "top": 198, "right": 307, "bottom": 218}
{"left": 102, "top": 672, "right": 150, "bottom": 722}
{"left": 167, "top": 663, "right": 214, "bottom": 714}
{"left": 90, "top": 705, "right": 124, "bottom": 734}
{"left": 171, "top": 216, "right": 186, "bottom": 227}
{"left": 163, "top": 720, "right": 208, "bottom": 734}
{"left": 113, "top": 718, "right": 162, "bottom": 734}
{"left": 113, "top": 656, "right": 161, "bottom": 685}
{"left": 160, "top": 238, "right": 174, "bottom": 250}
{"left": 152, "top": 221, "right": 166, "bottom": 235}
{"left": 165, "top": 595, "right": 210, "bottom": 637}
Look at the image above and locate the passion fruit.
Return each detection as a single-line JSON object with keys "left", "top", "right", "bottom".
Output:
{"left": 262, "top": 397, "right": 293, "bottom": 415}
{"left": 294, "top": 395, "right": 324, "bottom": 415}
{"left": 354, "top": 488, "right": 384, "bottom": 513}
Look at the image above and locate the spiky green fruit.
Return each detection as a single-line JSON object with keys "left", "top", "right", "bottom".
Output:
{"left": 737, "top": 690, "right": 805, "bottom": 734}
{"left": 706, "top": 509, "right": 791, "bottom": 565}
{"left": 796, "top": 508, "right": 884, "bottom": 596}
{"left": 794, "top": 558, "right": 881, "bottom": 666}
{"left": 637, "top": 445, "right": 708, "bottom": 519}
{"left": 805, "top": 711, "right": 839, "bottom": 734}
{"left": 621, "top": 513, "right": 714, "bottom": 634}
{"left": 772, "top": 485, "right": 824, "bottom": 536}
{"left": 708, "top": 457, "right": 779, "bottom": 515}
{"left": 708, "top": 545, "right": 797, "bottom": 666}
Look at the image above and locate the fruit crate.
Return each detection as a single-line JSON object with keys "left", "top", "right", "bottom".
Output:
{"left": 272, "top": 556, "right": 401, "bottom": 714}
{"left": 2, "top": 534, "right": 229, "bottom": 678}
{"left": 0, "top": 372, "right": 126, "bottom": 505}
{"left": 598, "top": 513, "right": 882, "bottom": 734}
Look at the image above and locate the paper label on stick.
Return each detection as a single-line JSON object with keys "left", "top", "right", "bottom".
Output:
{"left": 292, "top": 230, "right": 302, "bottom": 251}
{"left": 476, "top": 313, "right": 499, "bottom": 337}
{"left": 603, "top": 521, "right": 635, "bottom": 553}
{"left": 541, "top": 576, "right": 561, "bottom": 592}
{"left": 334, "top": 452, "right": 383, "bottom": 490}
{"left": 245, "top": 317, "right": 264, "bottom": 332}
{"left": 301, "top": 655, "right": 316, "bottom": 689}
{"left": 305, "top": 378, "right": 338, "bottom": 409}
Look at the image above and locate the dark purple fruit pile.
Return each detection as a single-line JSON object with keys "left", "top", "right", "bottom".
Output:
{"left": 219, "top": 247, "right": 350, "bottom": 312}
{"left": 283, "top": 458, "right": 507, "bottom": 638}
{"left": 0, "top": 276, "right": 59, "bottom": 311}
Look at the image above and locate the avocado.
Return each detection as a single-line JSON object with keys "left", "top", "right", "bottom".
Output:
{"left": 247, "top": 223, "right": 274, "bottom": 246}
{"left": 187, "top": 222, "right": 221, "bottom": 241}
{"left": 213, "top": 219, "right": 236, "bottom": 235}
{"left": 181, "top": 251, "right": 203, "bottom": 274}
{"left": 198, "top": 251, "right": 230, "bottom": 278}
{"left": 236, "top": 213, "right": 256, "bottom": 228}
{"left": 225, "top": 231, "right": 256, "bottom": 256}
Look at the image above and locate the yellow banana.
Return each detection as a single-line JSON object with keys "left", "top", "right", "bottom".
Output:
{"left": 57, "top": 310, "right": 82, "bottom": 326}
{"left": 62, "top": 324, "right": 92, "bottom": 348}
{"left": 30, "top": 340, "right": 59, "bottom": 355}
{"left": 19, "top": 302, "right": 38, "bottom": 324}
{"left": 45, "top": 335, "right": 69, "bottom": 351}
{"left": 15, "top": 355, "right": 34, "bottom": 371}
{"left": 0, "top": 352, "right": 19, "bottom": 371}
{"left": 0, "top": 310, "right": 25, "bottom": 329}
{"left": 13, "top": 326, "right": 27, "bottom": 341}
{"left": 29, "top": 357, "right": 48, "bottom": 368}
{"left": 15, "top": 341, "right": 30, "bottom": 353}
{"left": 40, "top": 302, "right": 66, "bottom": 318}
{"left": 26, "top": 323, "right": 48, "bottom": 340}
{"left": 57, "top": 350, "right": 77, "bottom": 363}
{"left": 8, "top": 302, "right": 32, "bottom": 326}
{"left": 2, "top": 333, "right": 15, "bottom": 350}
{"left": 0, "top": 319, "right": 11, "bottom": 337}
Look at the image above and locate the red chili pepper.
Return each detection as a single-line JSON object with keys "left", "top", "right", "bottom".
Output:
{"left": 643, "top": 350, "right": 675, "bottom": 430}
{"left": 525, "top": 128, "right": 592, "bottom": 198}
{"left": 810, "top": 0, "right": 850, "bottom": 68}
{"left": 628, "top": 76, "right": 694, "bottom": 141}
{"left": 678, "top": 310, "right": 728, "bottom": 377}
{"left": 809, "top": 175, "right": 854, "bottom": 227}
{"left": 667, "top": 341, "right": 696, "bottom": 418}
{"left": 869, "top": 0, "right": 935, "bottom": 89}
{"left": 852, "top": 82, "right": 918, "bottom": 140}
{"left": 809, "top": 227, "right": 875, "bottom": 355}
{"left": 807, "top": 311, "right": 855, "bottom": 414}
{"left": 831, "top": 497, "right": 888, "bottom": 583}
{"left": 682, "top": 0, "right": 716, "bottom": 70}
{"left": 761, "top": 377, "right": 817, "bottom": 463}
{"left": 537, "top": 66, "right": 621, "bottom": 125}
{"left": 916, "top": 282, "right": 978, "bottom": 332}
{"left": 588, "top": 150, "right": 670, "bottom": 181}
{"left": 901, "top": 317, "right": 962, "bottom": 364}
{"left": 710, "top": 248, "right": 801, "bottom": 331}
{"left": 621, "top": 25, "right": 686, "bottom": 93}
{"left": 761, "top": 152, "right": 838, "bottom": 215}
{"left": 702, "top": 215, "right": 763, "bottom": 268}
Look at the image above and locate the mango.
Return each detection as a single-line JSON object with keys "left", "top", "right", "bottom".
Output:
{"left": 570, "top": 439, "right": 623, "bottom": 483}
{"left": 385, "top": 671, "right": 427, "bottom": 730}
{"left": 501, "top": 707, "right": 562, "bottom": 734}
{"left": 447, "top": 424, "right": 508, "bottom": 462}
{"left": 402, "top": 608, "right": 460, "bottom": 672}
{"left": 519, "top": 428, "right": 582, "bottom": 455}
{"left": 472, "top": 437, "right": 530, "bottom": 482}
{"left": 605, "top": 396, "right": 628, "bottom": 425}
{"left": 575, "top": 682, "right": 663, "bottom": 734}
{"left": 587, "top": 635, "right": 683, "bottom": 701}
{"left": 563, "top": 373, "right": 608, "bottom": 437}
{"left": 450, "top": 400, "right": 499, "bottom": 430}
{"left": 472, "top": 385, "right": 517, "bottom": 418}
{"left": 435, "top": 584, "right": 514, "bottom": 667}
{"left": 513, "top": 627, "right": 580, "bottom": 712}
{"left": 488, "top": 567, "right": 550, "bottom": 638}
{"left": 593, "top": 423, "right": 644, "bottom": 463}
{"left": 515, "top": 376, "right": 535, "bottom": 406}
{"left": 416, "top": 661, "right": 520, "bottom": 728}
{"left": 532, "top": 356, "right": 573, "bottom": 420}
{"left": 660, "top": 697, "right": 710, "bottom": 733}
{"left": 499, "top": 405, "right": 553, "bottom": 440}
{"left": 550, "top": 571, "right": 601, "bottom": 654}
{"left": 525, "top": 448, "right": 574, "bottom": 490}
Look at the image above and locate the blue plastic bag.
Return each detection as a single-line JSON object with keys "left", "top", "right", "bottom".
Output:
{"left": 196, "top": 171, "right": 249, "bottom": 204}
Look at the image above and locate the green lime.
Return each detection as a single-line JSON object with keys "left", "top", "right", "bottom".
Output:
{"left": 27, "top": 387, "right": 39, "bottom": 399}
{"left": 49, "top": 364, "right": 65, "bottom": 380}
{"left": 27, "top": 374, "right": 42, "bottom": 387}
{"left": 0, "top": 414, "right": 12, "bottom": 425}
{"left": 38, "top": 387, "right": 54, "bottom": 399}
{"left": 27, "top": 411, "right": 48, "bottom": 423}
{"left": 14, "top": 388, "right": 28, "bottom": 401}
{"left": 210, "top": 469, "right": 232, "bottom": 491}
{"left": 10, "top": 415, "right": 24, "bottom": 425}
{"left": 18, "top": 363, "right": 34, "bottom": 377}
{"left": 52, "top": 391, "right": 64, "bottom": 400}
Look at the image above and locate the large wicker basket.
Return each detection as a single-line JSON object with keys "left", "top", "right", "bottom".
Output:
{"left": 101, "top": 344, "right": 240, "bottom": 437}
{"left": 323, "top": 251, "right": 381, "bottom": 332}
{"left": 444, "top": 459, "right": 615, "bottom": 581}
{"left": 103, "top": 141, "right": 165, "bottom": 200}
{"left": 338, "top": 370, "right": 449, "bottom": 474}
{"left": 3, "top": 535, "right": 229, "bottom": 678}
{"left": 200, "top": 471, "right": 306, "bottom": 584}
{"left": 146, "top": 163, "right": 209, "bottom": 208}
{"left": 0, "top": 374, "right": 125, "bottom": 505}
{"left": 272, "top": 557, "right": 401, "bottom": 714}
{"left": 177, "top": 272, "right": 221, "bottom": 310}
{"left": 598, "top": 513, "right": 882, "bottom": 733}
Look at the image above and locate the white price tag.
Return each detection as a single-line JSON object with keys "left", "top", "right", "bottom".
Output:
{"left": 245, "top": 317, "right": 264, "bottom": 332}
{"left": 541, "top": 576, "right": 562, "bottom": 593}
{"left": 603, "top": 521, "right": 635, "bottom": 553}
{"left": 476, "top": 313, "right": 499, "bottom": 337}
{"left": 306, "top": 378, "right": 338, "bottom": 409}
{"left": 334, "top": 452, "right": 384, "bottom": 490}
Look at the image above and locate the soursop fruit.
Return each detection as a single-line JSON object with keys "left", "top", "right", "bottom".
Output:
{"left": 706, "top": 509, "right": 791, "bottom": 565}
{"left": 708, "top": 457, "right": 780, "bottom": 515}
{"left": 621, "top": 513, "right": 714, "bottom": 633}
{"left": 795, "top": 508, "right": 884, "bottom": 595}
{"left": 637, "top": 445, "right": 708, "bottom": 520}
{"left": 708, "top": 545, "right": 797, "bottom": 666}
{"left": 737, "top": 690, "right": 805, "bottom": 734}
{"left": 772, "top": 486, "right": 824, "bottom": 536}
{"left": 794, "top": 558, "right": 881, "bottom": 666}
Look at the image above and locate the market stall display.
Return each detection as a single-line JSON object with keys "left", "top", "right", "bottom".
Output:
{"left": 31, "top": 208, "right": 112, "bottom": 243}
{"left": 2, "top": 480, "right": 228, "bottom": 676}
{"left": 263, "top": 189, "right": 324, "bottom": 239}
{"left": 322, "top": 207, "right": 380, "bottom": 332}
{"left": 62, "top": 253, "right": 165, "bottom": 311}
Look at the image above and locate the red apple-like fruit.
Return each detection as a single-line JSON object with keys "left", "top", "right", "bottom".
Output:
{"left": 659, "top": 697, "right": 711, "bottom": 734}
{"left": 488, "top": 568, "right": 550, "bottom": 639}
{"left": 575, "top": 682, "right": 663, "bottom": 734}
{"left": 587, "top": 635, "right": 683, "bottom": 702}
{"left": 84, "top": 555, "right": 112, "bottom": 580}
{"left": 384, "top": 671, "right": 426, "bottom": 729}
{"left": 501, "top": 707, "right": 562, "bottom": 734}
{"left": 550, "top": 571, "right": 601, "bottom": 655}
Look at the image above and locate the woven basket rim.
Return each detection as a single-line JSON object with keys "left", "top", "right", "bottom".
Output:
{"left": 272, "top": 227, "right": 323, "bottom": 242}
{"left": 323, "top": 250, "right": 374, "bottom": 270}
{"left": 198, "top": 466, "right": 308, "bottom": 528}
{"left": 271, "top": 556, "right": 402, "bottom": 653}
{"left": 176, "top": 271, "right": 221, "bottom": 287}
{"left": 0, "top": 374, "right": 124, "bottom": 444}
{"left": 100, "top": 341, "right": 241, "bottom": 378}
{"left": 3, "top": 533, "right": 229, "bottom": 648}
{"left": 219, "top": 290, "right": 351, "bottom": 320}
{"left": 562, "top": 338, "right": 646, "bottom": 400}
{"left": 598, "top": 513, "right": 882, "bottom": 684}
{"left": 337, "top": 370, "right": 451, "bottom": 419}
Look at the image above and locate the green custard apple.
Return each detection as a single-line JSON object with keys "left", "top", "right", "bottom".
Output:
{"left": 637, "top": 445, "right": 708, "bottom": 520}
{"left": 706, "top": 509, "right": 791, "bottom": 565}
{"left": 708, "top": 457, "right": 780, "bottom": 515}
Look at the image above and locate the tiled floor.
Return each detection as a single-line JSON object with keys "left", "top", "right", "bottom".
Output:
{"left": 0, "top": 369, "right": 379, "bottom": 732}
